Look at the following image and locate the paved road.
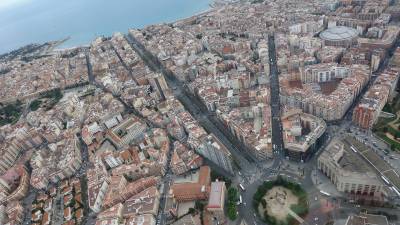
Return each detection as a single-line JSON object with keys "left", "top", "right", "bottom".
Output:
{"left": 267, "top": 34, "right": 285, "bottom": 164}
{"left": 125, "top": 33, "right": 279, "bottom": 225}
{"left": 124, "top": 32, "right": 302, "bottom": 225}
{"left": 122, "top": 31, "right": 400, "bottom": 225}
{"left": 125, "top": 33, "right": 259, "bottom": 173}
{"left": 110, "top": 43, "right": 139, "bottom": 86}
{"left": 235, "top": 34, "right": 289, "bottom": 225}
{"left": 156, "top": 140, "right": 174, "bottom": 225}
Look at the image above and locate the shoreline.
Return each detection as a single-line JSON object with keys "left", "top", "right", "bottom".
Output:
{"left": 1, "top": 0, "right": 218, "bottom": 55}
{"left": 54, "top": 6, "right": 217, "bottom": 53}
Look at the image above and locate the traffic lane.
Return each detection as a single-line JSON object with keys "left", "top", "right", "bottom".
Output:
{"left": 127, "top": 33, "right": 258, "bottom": 167}
{"left": 237, "top": 172, "right": 274, "bottom": 225}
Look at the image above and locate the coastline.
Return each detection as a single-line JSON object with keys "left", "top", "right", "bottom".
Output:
{"left": 54, "top": 5, "right": 216, "bottom": 53}
{"left": 0, "top": 0, "right": 217, "bottom": 56}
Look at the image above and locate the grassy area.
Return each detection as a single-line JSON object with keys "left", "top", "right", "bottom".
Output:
{"left": 373, "top": 94, "right": 400, "bottom": 151}
{"left": 29, "top": 99, "right": 42, "bottom": 111}
{"left": 374, "top": 116, "right": 397, "bottom": 131}
{"left": 373, "top": 115, "right": 400, "bottom": 151}
{"left": 253, "top": 176, "right": 308, "bottom": 225}
{"left": 30, "top": 88, "right": 64, "bottom": 111}
{"left": 376, "top": 132, "right": 400, "bottom": 151}
{"left": 0, "top": 100, "right": 23, "bottom": 126}
{"left": 382, "top": 93, "right": 400, "bottom": 114}
{"left": 387, "top": 126, "right": 400, "bottom": 139}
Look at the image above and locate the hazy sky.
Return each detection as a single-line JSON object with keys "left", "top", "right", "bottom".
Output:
{"left": 0, "top": 0, "right": 31, "bottom": 11}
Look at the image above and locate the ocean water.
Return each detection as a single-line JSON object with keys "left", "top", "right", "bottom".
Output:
{"left": 0, "top": 0, "right": 211, "bottom": 53}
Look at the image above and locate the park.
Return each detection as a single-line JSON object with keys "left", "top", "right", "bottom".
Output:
{"left": 253, "top": 176, "right": 309, "bottom": 225}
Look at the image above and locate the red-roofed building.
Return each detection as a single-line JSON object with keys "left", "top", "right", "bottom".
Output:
{"left": 41, "top": 212, "right": 51, "bottom": 225}
{"left": 171, "top": 166, "right": 211, "bottom": 202}
{"left": 63, "top": 207, "right": 72, "bottom": 221}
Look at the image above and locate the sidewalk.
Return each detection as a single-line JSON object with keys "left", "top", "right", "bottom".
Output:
{"left": 311, "top": 169, "right": 343, "bottom": 198}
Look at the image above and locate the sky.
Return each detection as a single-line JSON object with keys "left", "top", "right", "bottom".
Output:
{"left": 0, "top": 0, "right": 31, "bottom": 11}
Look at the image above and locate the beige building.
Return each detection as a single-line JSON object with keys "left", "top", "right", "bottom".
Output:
{"left": 281, "top": 64, "right": 370, "bottom": 122}
{"left": 345, "top": 213, "right": 389, "bottom": 225}
{"left": 107, "top": 116, "right": 148, "bottom": 149}
{"left": 171, "top": 214, "right": 201, "bottom": 225}
{"left": 282, "top": 109, "right": 327, "bottom": 162}
{"left": 0, "top": 127, "right": 45, "bottom": 174}
{"left": 207, "top": 182, "right": 226, "bottom": 224}
{"left": 87, "top": 159, "right": 111, "bottom": 213}
{"left": 122, "top": 186, "right": 160, "bottom": 218}
{"left": 0, "top": 165, "right": 30, "bottom": 204}
{"left": 300, "top": 63, "right": 350, "bottom": 84}
{"left": 30, "top": 135, "right": 82, "bottom": 189}
{"left": 318, "top": 138, "right": 385, "bottom": 196}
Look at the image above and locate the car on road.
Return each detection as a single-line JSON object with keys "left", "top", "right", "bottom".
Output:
{"left": 237, "top": 195, "right": 243, "bottom": 205}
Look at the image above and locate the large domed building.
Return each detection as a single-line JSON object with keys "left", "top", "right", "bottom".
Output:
{"left": 320, "top": 26, "right": 359, "bottom": 47}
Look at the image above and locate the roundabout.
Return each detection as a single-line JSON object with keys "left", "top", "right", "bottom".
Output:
{"left": 253, "top": 176, "right": 309, "bottom": 225}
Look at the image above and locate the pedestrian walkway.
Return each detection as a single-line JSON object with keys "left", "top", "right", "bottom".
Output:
{"left": 287, "top": 208, "right": 305, "bottom": 224}
{"left": 311, "top": 169, "right": 343, "bottom": 197}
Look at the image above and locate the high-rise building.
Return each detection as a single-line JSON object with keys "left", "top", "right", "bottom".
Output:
{"left": 196, "top": 135, "right": 234, "bottom": 176}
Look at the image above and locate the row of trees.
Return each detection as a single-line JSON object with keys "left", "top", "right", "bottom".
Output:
{"left": 227, "top": 187, "right": 239, "bottom": 220}
{"left": 29, "top": 88, "right": 64, "bottom": 112}
{"left": 210, "top": 170, "right": 232, "bottom": 188}
{"left": 253, "top": 176, "right": 309, "bottom": 225}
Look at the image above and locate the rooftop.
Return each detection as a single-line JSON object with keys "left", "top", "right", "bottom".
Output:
{"left": 207, "top": 181, "right": 225, "bottom": 209}
{"left": 346, "top": 213, "right": 389, "bottom": 225}
{"left": 320, "top": 26, "right": 358, "bottom": 41}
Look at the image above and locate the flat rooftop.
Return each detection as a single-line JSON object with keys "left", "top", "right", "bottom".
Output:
{"left": 208, "top": 182, "right": 224, "bottom": 208}
{"left": 340, "top": 142, "right": 374, "bottom": 174}
{"left": 346, "top": 213, "right": 389, "bottom": 225}
{"left": 345, "top": 136, "right": 400, "bottom": 190}
{"left": 173, "top": 170, "right": 200, "bottom": 184}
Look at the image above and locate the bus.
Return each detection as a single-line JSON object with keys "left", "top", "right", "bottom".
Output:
{"left": 381, "top": 176, "right": 390, "bottom": 185}
{"left": 239, "top": 184, "right": 246, "bottom": 191}
{"left": 237, "top": 195, "right": 243, "bottom": 205}
{"left": 391, "top": 187, "right": 400, "bottom": 197}
{"left": 320, "top": 190, "right": 331, "bottom": 196}
{"left": 350, "top": 146, "right": 357, "bottom": 153}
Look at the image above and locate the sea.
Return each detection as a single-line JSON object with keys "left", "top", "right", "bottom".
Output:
{"left": 0, "top": 0, "right": 211, "bottom": 54}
